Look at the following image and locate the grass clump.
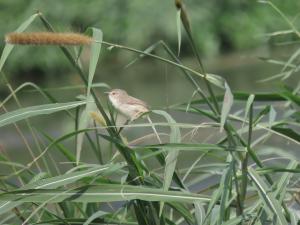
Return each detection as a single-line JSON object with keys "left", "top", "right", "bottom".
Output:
{"left": 0, "top": 1, "right": 299, "bottom": 225}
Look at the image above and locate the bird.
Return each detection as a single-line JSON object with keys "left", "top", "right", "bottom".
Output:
{"left": 106, "top": 89, "right": 161, "bottom": 142}
{"left": 106, "top": 89, "right": 149, "bottom": 121}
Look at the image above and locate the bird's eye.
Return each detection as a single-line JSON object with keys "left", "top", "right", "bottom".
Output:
{"left": 112, "top": 92, "right": 116, "bottom": 95}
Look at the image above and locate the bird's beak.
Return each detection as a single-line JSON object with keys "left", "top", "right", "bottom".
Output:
{"left": 104, "top": 91, "right": 110, "bottom": 95}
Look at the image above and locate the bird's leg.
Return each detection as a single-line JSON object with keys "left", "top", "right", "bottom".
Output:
{"left": 118, "top": 119, "right": 130, "bottom": 134}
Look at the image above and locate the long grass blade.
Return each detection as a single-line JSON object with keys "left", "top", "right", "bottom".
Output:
{"left": 0, "top": 101, "right": 87, "bottom": 128}
{"left": 176, "top": 9, "right": 182, "bottom": 56}
{"left": 0, "top": 164, "right": 124, "bottom": 215}
{"left": 248, "top": 168, "right": 288, "bottom": 225}
{"left": 0, "top": 13, "right": 39, "bottom": 72}
{"left": 152, "top": 110, "right": 181, "bottom": 215}
{"left": 0, "top": 184, "right": 211, "bottom": 203}
{"left": 76, "top": 28, "right": 103, "bottom": 165}
{"left": 220, "top": 82, "right": 233, "bottom": 132}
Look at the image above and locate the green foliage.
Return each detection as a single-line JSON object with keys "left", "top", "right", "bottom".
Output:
{"left": 1, "top": 0, "right": 300, "bottom": 77}
{"left": 0, "top": 1, "right": 300, "bottom": 225}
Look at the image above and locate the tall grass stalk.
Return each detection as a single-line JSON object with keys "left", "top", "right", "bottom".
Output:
{"left": 0, "top": 1, "right": 299, "bottom": 225}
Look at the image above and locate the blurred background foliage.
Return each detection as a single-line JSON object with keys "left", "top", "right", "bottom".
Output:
{"left": 0, "top": 0, "right": 300, "bottom": 104}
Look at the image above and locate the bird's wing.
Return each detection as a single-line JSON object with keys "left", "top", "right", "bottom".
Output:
{"left": 126, "top": 96, "right": 149, "bottom": 109}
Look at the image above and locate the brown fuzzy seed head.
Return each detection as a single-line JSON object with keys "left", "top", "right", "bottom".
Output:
{"left": 175, "top": 0, "right": 182, "bottom": 9}
{"left": 5, "top": 32, "right": 93, "bottom": 45}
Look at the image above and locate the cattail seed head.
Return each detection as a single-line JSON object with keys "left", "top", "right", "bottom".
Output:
{"left": 174, "top": 0, "right": 191, "bottom": 33}
{"left": 5, "top": 32, "right": 93, "bottom": 46}
{"left": 175, "top": 0, "right": 182, "bottom": 9}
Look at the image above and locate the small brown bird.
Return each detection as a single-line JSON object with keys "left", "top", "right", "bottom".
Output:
{"left": 106, "top": 89, "right": 149, "bottom": 121}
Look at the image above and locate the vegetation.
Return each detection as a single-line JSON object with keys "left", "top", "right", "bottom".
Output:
{"left": 0, "top": 1, "right": 300, "bottom": 225}
{"left": 1, "top": 0, "right": 300, "bottom": 78}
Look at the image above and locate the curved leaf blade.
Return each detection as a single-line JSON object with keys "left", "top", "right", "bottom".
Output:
{"left": 0, "top": 101, "right": 87, "bottom": 128}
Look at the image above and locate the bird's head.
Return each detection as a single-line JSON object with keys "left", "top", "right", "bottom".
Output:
{"left": 106, "top": 89, "right": 128, "bottom": 101}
